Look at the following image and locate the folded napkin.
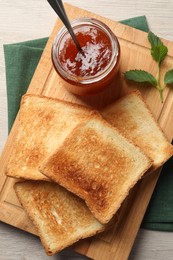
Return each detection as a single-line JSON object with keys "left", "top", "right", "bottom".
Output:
{"left": 3, "top": 16, "right": 173, "bottom": 231}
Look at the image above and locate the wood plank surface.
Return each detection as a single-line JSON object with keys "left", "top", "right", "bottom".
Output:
{"left": 0, "top": 3, "right": 173, "bottom": 260}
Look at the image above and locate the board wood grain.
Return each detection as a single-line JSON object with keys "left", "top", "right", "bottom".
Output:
{"left": 0, "top": 3, "right": 173, "bottom": 259}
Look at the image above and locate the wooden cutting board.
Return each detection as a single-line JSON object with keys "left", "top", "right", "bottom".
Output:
{"left": 0, "top": 3, "right": 173, "bottom": 259}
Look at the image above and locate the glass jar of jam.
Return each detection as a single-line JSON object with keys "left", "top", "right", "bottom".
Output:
{"left": 52, "top": 18, "right": 120, "bottom": 96}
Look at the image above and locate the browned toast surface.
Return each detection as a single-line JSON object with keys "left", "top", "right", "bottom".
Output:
{"left": 101, "top": 92, "right": 173, "bottom": 171}
{"left": 14, "top": 181, "right": 105, "bottom": 255}
{"left": 40, "top": 115, "right": 152, "bottom": 223}
{"left": 6, "top": 94, "right": 94, "bottom": 180}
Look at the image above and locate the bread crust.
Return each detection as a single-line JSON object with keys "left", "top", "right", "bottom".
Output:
{"left": 20, "top": 93, "right": 94, "bottom": 112}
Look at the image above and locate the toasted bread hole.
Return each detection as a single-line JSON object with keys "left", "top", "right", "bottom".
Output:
{"left": 109, "top": 191, "right": 113, "bottom": 196}
{"left": 91, "top": 182, "right": 97, "bottom": 190}
{"left": 94, "top": 163, "right": 100, "bottom": 168}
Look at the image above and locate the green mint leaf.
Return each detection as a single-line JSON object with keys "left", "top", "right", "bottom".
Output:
{"left": 125, "top": 70, "right": 157, "bottom": 86}
{"left": 164, "top": 69, "right": 173, "bottom": 85}
{"left": 148, "top": 31, "right": 168, "bottom": 64}
{"left": 151, "top": 45, "right": 168, "bottom": 64}
{"left": 148, "top": 31, "right": 162, "bottom": 48}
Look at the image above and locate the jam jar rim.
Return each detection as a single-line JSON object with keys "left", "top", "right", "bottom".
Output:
{"left": 52, "top": 17, "right": 120, "bottom": 85}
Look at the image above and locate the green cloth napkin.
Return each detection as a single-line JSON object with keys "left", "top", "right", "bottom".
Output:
{"left": 3, "top": 16, "right": 173, "bottom": 231}
{"left": 3, "top": 37, "right": 48, "bottom": 131}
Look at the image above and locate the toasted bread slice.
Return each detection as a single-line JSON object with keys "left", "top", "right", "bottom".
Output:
{"left": 101, "top": 92, "right": 173, "bottom": 171}
{"left": 14, "top": 181, "right": 105, "bottom": 255}
{"left": 40, "top": 115, "right": 152, "bottom": 224}
{"left": 6, "top": 94, "right": 95, "bottom": 180}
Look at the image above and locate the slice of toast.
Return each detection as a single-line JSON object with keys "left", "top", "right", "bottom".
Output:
{"left": 40, "top": 115, "right": 152, "bottom": 224}
{"left": 6, "top": 94, "right": 95, "bottom": 180}
{"left": 101, "top": 91, "right": 173, "bottom": 171}
{"left": 14, "top": 181, "right": 105, "bottom": 256}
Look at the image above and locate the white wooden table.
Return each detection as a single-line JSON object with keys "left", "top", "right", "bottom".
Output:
{"left": 0, "top": 0, "right": 173, "bottom": 259}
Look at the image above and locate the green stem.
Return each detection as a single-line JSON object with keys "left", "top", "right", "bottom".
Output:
{"left": 159, "top": 88, "right": 164, "bottom": 102}
{"left": 157, "top": 64, "right": 164, "bottom": 102}
{"left": 157, "top": 64, "right": 161, "bottom": 85}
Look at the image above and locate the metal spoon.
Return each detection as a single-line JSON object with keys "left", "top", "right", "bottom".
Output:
{"left": 47, "top": 0, "right": 82, "bottom": 51}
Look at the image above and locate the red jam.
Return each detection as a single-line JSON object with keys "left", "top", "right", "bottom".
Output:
{"left": 52, "top": 18, "right": 120, "bottom": 96}
{"left": 59, "top": 25, "right": 112, "bottom": 78}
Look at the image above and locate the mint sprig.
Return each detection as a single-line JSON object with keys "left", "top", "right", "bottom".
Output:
{"left": 125, "top": 31, "right": 173, "bottom": 102}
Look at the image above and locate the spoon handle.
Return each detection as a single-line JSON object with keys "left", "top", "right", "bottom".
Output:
{"left": 47, "top": 0, "right": 81, "bottom": 51}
